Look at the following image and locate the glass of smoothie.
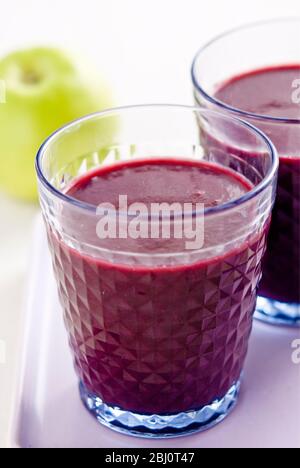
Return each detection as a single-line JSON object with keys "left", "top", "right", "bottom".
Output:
{"left": 36, "top": 105, "right": 277, "bottom": 438}
{"left": 192, "top": 19, "right": 300, "bottom": 327}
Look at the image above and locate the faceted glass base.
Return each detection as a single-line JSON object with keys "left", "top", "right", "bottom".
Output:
{"left": 255, "top": 296, "right": 300, "bottom": 328}
{"left": 79, "top": 380, "right": 241, "bottom": 439}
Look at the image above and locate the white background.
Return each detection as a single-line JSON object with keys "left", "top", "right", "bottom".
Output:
{"left": 0, "top": 0, "right": 300, "bottom": 447}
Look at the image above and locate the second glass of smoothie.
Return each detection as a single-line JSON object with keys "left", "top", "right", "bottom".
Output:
{"left": 36, "top": 105, "right": 277, "bottom": 437}
{"left": 192, "top": 19, "right": 300, "bottom": 327}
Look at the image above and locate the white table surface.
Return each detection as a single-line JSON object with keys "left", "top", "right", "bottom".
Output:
{"left": 1, "top": 0, "right": 300, "bottom": 448}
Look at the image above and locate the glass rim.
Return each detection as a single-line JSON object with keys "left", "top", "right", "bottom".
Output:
{"left": 36, "top": 103, "right": 278, "bottom": 216}
{"left": 191, "top": 17, "right": 300, "bottom": 125}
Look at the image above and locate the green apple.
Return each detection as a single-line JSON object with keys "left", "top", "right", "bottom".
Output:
{"left": 0, "top": 47, "right": 115, "bottom": 201}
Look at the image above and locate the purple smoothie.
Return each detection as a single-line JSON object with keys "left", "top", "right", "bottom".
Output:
{"left": 215, "top": 65, "right": 300, "bottom": 304}
{"left": 47, "top": 158, "right": 268, "bottom": 414}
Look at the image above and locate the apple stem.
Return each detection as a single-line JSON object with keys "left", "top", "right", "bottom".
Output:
{"left": 23, "top": 70, "right": 42, "bottom": 85}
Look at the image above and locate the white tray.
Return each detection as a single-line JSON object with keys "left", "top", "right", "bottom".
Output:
{"left": 9, "top": 218, "right": 300, "bottom": 448}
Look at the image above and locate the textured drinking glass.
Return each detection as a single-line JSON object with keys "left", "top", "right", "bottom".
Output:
{"left": 192, "top": 19, "right": 300, "bottom": 327}
{"left": 36, "top": 105, "right": 277, "bottom": 438}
